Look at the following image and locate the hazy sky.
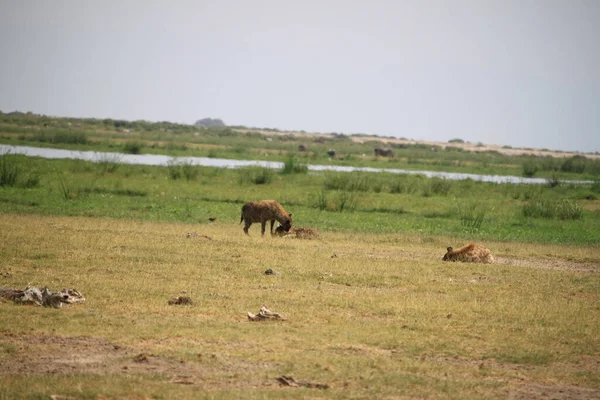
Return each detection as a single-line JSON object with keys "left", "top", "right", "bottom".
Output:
{"left": 1, "top": 1, "right": 599, "bottom": 152}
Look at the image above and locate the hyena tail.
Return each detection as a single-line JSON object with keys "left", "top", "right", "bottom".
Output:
{"left": 239, "top": 213, "right": 244, "bottom": 224}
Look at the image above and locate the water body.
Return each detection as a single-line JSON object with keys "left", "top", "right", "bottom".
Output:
{"left": 1, "top": 144, "right": 591, "bottom": 185}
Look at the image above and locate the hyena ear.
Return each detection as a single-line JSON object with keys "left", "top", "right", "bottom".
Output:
{"left": 447, "top": 247, "right": 453, "bottom": 252}
{"left": 288, "top": 213, "right": 292, "bottom": 218}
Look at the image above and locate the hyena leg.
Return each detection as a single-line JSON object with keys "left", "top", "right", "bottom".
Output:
{"left": 261, "top": 218, "right": 267, "bottom": 236}
{"left": 270, "top": 219, "right": 276, "bottom": 234}
{"left": 244, "top": 221, "right": 251, "bottom": 235}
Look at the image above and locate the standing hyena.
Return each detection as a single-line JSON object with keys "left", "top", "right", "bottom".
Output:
{"left": 240, "top": 200, "right": 292, "bottom": 236}
{"left": 442, "top": 243, "right": 495, "bottom": 264}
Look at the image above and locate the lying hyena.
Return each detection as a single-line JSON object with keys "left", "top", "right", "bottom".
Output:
{"left": 240, "top": 200, "right": 292, "bottom": 236}
{"left": 274, "top": 226, "right": 320, "bottom": 239}
{"left": 442, "top": 243, "right": 495, "bottom": 264}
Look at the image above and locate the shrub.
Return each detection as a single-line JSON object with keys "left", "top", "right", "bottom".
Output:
{"left": 334, "top": 190, "right": 358, "bottom": 212}
{"left": 324, "top": 173, "right": 370, "bottom": 192}
{"left": 389, "top": 176, "right": 421, "bottom": 194}
{"left": 560, "top": 156, "right": 587, "bottom": 174}
{"left": 58, "top": 176, "right": 78, "bottom": 200}
{"left": 0, "top": 153, "right": 19, "bottom": 187}
{"left": 166, "top": 159, "right": 199, "bottom": 181}
{"left": 313, "top": 188, "right": 328, "bottom": 210}
{"left": 522, "top": 197, "right": 583, "bottom": 220}
{"left": 547, "top": 174, "right": 560, "bottom": 188}
{"left": 238, "top": 167, "right": 273, "bottom": 185}
{"left": 31, "top": 130, "right": 88, "bottom": 145}
{"left": 423, "top": 177, "right": 452, "bottom": 197}
{"left": 455, "top": 201, "right": 491, "bottom": 232}
{"left": 555, "top": 200, "right": 583, "bottom": 220}
{"left": 281, "top": 156, "right": 308, "bottom": 174}
{"left": 96, "top": 154, "right": 122, "bottom": 175}
{"left": 123, "top": 142, "right": 143, "bottom": 154}
{"left": 522, "top": 159, "right": 539, "bottom": 177}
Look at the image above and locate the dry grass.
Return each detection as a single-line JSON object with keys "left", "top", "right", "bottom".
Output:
{"left": 0, "top": 214, "right": 599, "bottom": 399}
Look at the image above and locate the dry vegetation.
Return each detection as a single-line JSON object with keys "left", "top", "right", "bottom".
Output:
{"left": 1, "top": 214, "right": 599, "bottom": 399}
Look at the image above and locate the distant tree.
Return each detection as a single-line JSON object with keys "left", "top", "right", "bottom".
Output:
{"left": 195, "top": 118, "right": 225, "bottom": 127}
{"left": 448, "top": 138, "right": 465, "bottom": 143}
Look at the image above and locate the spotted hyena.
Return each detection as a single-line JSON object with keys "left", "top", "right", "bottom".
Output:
{"left": 442, "top": 243, "right": 494, "bottom": 264}
{"left": 274, "top": 226, "right": 320, "bottom": 239}
{"left": 240, "top": 200, "right": 292, "bottom": 236}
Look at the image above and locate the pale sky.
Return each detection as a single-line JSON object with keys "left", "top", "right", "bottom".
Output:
{"left": 1, "top": 1, "right": 599, "bottom": 152}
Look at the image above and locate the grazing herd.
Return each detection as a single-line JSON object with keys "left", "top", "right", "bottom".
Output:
{"left": 240, "top": 200, "right": 495, "bottom": 263}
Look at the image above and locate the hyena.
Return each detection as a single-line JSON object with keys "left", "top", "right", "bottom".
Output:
{"left": 240, "top": 200, "right": 292, "bottom": 236}
{"left": 274, "top": 225, "right": 320, "bottom": 239}
{"left": 442, "top": 243, "right": 495, "bottom": 264}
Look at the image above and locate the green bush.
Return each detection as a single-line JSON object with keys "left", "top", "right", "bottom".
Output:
{"left": 0, "top": 153, "right": 19, "bottom": 187}
{"left": 555, "top": 199, "right": 583, "bottom": 220}
{"left": 522, "top": 197, "right": 583, "bottom": 220}
{"left": 522, "top": 159, "right": 539, "bottom": 177}
{"left": 123, "top": 141, "right": 143, "bottom": 154}
{"left": 425, "top": 177, "right": 452, "bottom": 196}
{"left": 560, "top": 156, "right": 587, "bottom": 174}
{"left": 324, "top": 173, "right": 370, "bottom": 192}
{"left": 238, "top": 167, "right": 273, "bottom": 185}
{"left": 313, "top": 188, "right": 328, "bottom": 210}
{"left": 455, "top": 201, "right": 491, "bottom": 232}
{"left": 389, "top": 176, "right": 421, "bottom": 194}
{"left": 281, "top": 156, "right": 308, "bottom": 174}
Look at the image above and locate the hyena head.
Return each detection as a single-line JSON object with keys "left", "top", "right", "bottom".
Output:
{"left": 442, "top": 246, "right": 454, "bottom": 261}
{"left": 279, "top": 214, "right": 292, "bottom": 232}
{"left": 274, "top": 225, "right": 289, "bottom": 236}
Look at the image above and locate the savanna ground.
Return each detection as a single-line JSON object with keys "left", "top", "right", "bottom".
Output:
{"left": 0, "top": 112, "right": 599, "bottom": 399}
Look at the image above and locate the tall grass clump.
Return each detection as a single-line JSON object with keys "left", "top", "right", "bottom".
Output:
{"left": 313, "top": 188, "right": 328, "bottom": 210}
{"left": 58, "top": 176, "right": 78, "bottom": 200}
{"left": 281, "top": 156, "right": 308, "bottom": 174}
{"left": 123, "top": 141, "right": 143, "bottom": 154}
{"left": 0, "top": 153, "right": 39, "bottom": 188}
{"left": 455, "top": 200, "right": 491, "bottom": 232}
{"left": 522, "top": 159, "right": 539, "bottom": 177}
{"left": 166, "top": 159, "right": 199, "bottom": 181}
{"left": 389, "top": 175, "right": 421, "bottom": 194}
{"left": 95, "top": 153, "right": 122, "bottom": 175}
{"left": 522, "top": 196, "right": 583, "bottom": 220}
{"left": 324, "top": 173, "right": 370, "bottom": 192}
{"left": 591, "top": 180, "right": 600, "bottom": 194}
{"left": 238, "top": 167, "right": 273, "bottom": 185}
{"left": 0, "top": 153, "right": 19, "bottom": 187}
{"left": 335, "top": 190, "right": 358, "bottom": 212}
{"left": 560, "top": 155, "right": 587, "bottom": 174}
{"left": 422, "top": 177, "right": 452, "bottom": 197}
{"left": 32, "top": 129, "right": 88, "bottom": 145}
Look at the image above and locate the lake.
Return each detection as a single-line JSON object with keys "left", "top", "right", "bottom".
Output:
{"left": 0, "top": 144, "right": 591, "bottom": 185}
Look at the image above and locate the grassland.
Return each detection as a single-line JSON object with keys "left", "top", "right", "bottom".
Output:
{"left": 0, "top": 112, "right": 599, "bottom": 399}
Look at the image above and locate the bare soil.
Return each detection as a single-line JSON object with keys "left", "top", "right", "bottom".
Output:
{"left": 1, "top": 332, "right": 598, "bottom": 398}
{"left": 0, "top": 333, "right": 275, "bottom": 389}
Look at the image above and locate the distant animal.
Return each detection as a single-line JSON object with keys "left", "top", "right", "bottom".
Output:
{"left": 298, "top": 144, "right": 307, "bottom": 152}
{"left": 327, "top": 150, "right": 336, "bottom": 157}
{"left": 442, "top": 243, "right": 494, "bottom": 264}
{"left": 240, "top": 200, "right": 293, "bottom": 236}
{"left": 208, "top": 217, "right": 216, "bottom": 222}
{"left": 374, "top": 147, "right": 394, "bottom": 157}
{"left": 274, "top": 226, "right": 320, "bottom": 239}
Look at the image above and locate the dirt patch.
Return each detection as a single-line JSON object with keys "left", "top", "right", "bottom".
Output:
{"left": 495, "top": 257, "right": 600, "bottom": 273}
{"left": 508, "top": 383, "right": 600, "bottom": 400}
{"left": 0, "top": 333, "right": 275, "bottom": 388}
